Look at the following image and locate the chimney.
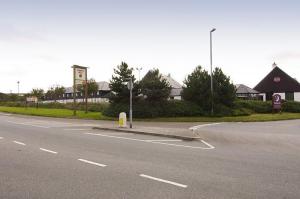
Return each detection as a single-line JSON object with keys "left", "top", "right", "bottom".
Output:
{"left": 167, "top": 73, "right": 171, "bottom": 77}
{"left": 272, "top": 62, "right": 277, "bottom": 68}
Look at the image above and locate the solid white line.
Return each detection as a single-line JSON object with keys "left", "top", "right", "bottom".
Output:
{"left": 63, "top": 129, "right": 89, "bottom": 131}
{"left": 13, "top": 141, "right": 26, "bottom": 146}
{"left": 39, "top": 148, "right": 58, "bottom": 154}
{"left": 6, "top": 121, "right": 49, "bottom": 128}
{"left": 146, "top": 139, "right": 182, "bottom": 142}
{"left": 78, "top": 159, "right": 107, "bottom": 167}
{"left": 85, "top": 133, "right": 214, "bottom": 150}
{"left": 200, "top": 140, "right": 215, "bottom": 149}
{"left": 140, "top": 174, "right": 187, "bottom": 188}
{"left": 189, "top": 123, "right": 221, "bottom": 130}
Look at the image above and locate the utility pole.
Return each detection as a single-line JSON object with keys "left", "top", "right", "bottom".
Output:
{"left": 210, "top": 28, "right": 216, "bottom": 115}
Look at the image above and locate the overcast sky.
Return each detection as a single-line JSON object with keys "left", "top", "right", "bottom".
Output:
{"left": 0, "top": 0, "right": 299, "bottom": 93}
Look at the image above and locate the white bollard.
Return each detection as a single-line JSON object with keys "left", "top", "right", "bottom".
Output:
{"left": 119, "top": 112, "right": 127, "bottom": 128}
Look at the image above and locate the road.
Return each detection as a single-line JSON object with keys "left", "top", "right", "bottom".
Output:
{"left": 0, "top": 113, "right": 300, "bottom": 199}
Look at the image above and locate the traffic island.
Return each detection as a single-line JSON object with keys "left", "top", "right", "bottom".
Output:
{"left": 92, "top": 126, "right": 200, "bottom": 141}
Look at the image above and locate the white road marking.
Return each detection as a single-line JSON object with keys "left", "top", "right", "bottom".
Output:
{"left": 140, "top": 174, "right": 187, "bottom": 188}
{"left": 6, "top": 121, "right": 49, "bottom": 128}
{"left": 0, "top": 113, "right": 11, "bottom": 116}
{"left": 0, "top": 137, "right": 3, "bottom": 139}
{"left": 189, "top": 123, "right": 221, "bottom": 130}
{"left": 78, "top": 159, "right": 107, "bottom": 167}
{"left": 63, "top": 129, "right": 89, "bottom": 131}
{"left": 146, "top": 139, "right": 182, "bottom": 142}
{"left": 85, "top": 133, "right": 215, "bottom": 150}
{"left": 13, "top": 141, "right": 26, "bottom": 146}
{"left": 39, "top": 148, "right": 58, "bottom": 154}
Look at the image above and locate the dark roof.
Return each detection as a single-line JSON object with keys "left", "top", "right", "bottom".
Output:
{"left": 235, "top": 84, "right": 259, "bottom": 94}
{"left": 254, "top": 66, "right": 300, "bottom": 93}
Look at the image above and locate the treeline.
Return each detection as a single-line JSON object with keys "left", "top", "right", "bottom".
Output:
{"left": 104, "top": 62, "right": 238, "bottom": 117}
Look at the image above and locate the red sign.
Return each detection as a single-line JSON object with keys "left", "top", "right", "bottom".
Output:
{"left": 272, "top": 94, "right": 281, "bottom": 110}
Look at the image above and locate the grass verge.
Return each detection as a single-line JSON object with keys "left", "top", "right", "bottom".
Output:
{"left": 0, "top": 106, "right": 112, "bottom": 120}
{"left": 1, "top": 106, "right": 300, "bottom": 122}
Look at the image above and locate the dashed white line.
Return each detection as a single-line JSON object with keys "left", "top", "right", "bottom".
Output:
{"left": 78, "top": 159, "right": 107, "bottom": 167}
{"left": 85, "top": 133, "right": 214, "bottom": 149}
{"left": 0, "top": 137, "right": 3, "bottom": 139}
{"left": 140, "top": 174, "right": 187, "bottom": 188}
{"left": 6, "top": 121, "right": 49, "bottom": 128}
{"left": 39, "top": 148, "right": 58, "bottom": 154}
{"left": 13, "top": 141, "right": 26, "bottom": 146}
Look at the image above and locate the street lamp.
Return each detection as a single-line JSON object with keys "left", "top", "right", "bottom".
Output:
{"left": 126, "top": 78, "right": 133, "bottom": 128}
{"left": 210, "top": 28, "right": 216, "bottom": 115}
{"left": 17, "top": 81, "right": 20, "bottom": 96}
{"left": 136, "top": 67, "right": 143, "bottom": 81}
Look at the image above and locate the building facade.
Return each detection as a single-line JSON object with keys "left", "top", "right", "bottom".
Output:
{"left": 254, "top": 63, "right": 300, "bottom": 101}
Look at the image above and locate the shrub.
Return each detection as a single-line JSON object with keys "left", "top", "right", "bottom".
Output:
{"left": 234, "top": 100, "right": 272, "bottom": 113}
{"left": 282, "top": 101, "right": 300, "bottom": 113}
{"left": 103, "top": 100, "right": 203, "bottom": 118}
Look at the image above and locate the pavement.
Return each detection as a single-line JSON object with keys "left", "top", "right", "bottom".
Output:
{"left": 1, "top": 112, "right": 300, "bottom": 199}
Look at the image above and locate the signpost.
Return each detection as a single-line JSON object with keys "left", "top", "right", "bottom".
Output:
{"left": 127, "top": 78, "right": 133, "bottom": 128}
{"left": 272, "top": 94, "right": 282, "bottom": 113}
{"left": 72, "top": 65, "right": 88, "bottom": 116}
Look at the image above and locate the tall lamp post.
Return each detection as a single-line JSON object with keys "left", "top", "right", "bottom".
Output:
{"left": 210, "top": 28, "right": 216, "bottom": 115}
{"left": 17, "top": 81, "right": 20, "bottom": 96}
{"left": 136, "top": 67, "right": 143, "bottom": 81}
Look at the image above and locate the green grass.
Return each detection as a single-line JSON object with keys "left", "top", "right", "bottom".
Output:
{"left": 1, "top": 106, "right": 300, "bottom": 122}
{"left": 0, "top": 106, "right": 112, "bottom": 120}
{"left": 140, "top": 113, "right": 300, "bottom": 122}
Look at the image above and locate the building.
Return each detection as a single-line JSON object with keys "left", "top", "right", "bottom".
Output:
{"left": 254, "top": 63, "right": 300, "bottom": 101}
{"left": 162, "top": 74, "right": 183, "bottom": 100}
{"left": 235, "top": 84, "right": 260, "bottom": 100}
{"left": 44, "top": 75, "right": 183, "bottom": 103}
{"left": 44, "top": 81, "right": 111, "bottom": 103}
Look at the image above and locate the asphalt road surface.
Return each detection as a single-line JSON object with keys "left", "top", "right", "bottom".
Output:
{"left": 0, "top": 113, "right": 300, "bottom": 199}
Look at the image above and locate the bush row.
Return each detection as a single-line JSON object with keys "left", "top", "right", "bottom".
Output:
{"left": 103, "top": 100, "right": 251, "bottom": 118}
{"left": 234, "top": 100, "right": 300, "bottom": 113}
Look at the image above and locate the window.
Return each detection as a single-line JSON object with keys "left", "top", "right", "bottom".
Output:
{"left": 285, "top": 92, "right": 294, "bottom": 101}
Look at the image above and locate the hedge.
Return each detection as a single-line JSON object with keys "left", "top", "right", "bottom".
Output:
{"left": 103, "top": 100, "right": 252, "bottom": 118}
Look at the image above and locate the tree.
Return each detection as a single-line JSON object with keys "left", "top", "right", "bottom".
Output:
{"left": 77, "top": 78, "right": 99, "bottom": 98}
{"left": 212, "top": 67, "right": 236, "bottom": 107}
{"left": 45, "top": 85, "right": 65, "bottom": 102}
{"left": 140, "top": 69, "right": 171, "bottom": 102}
{"left": 182, "top": 66, "right": 235, "bottom": 111}
{"left": 181, "top": 66, "right": 211, "bottom": 109}
{"left": 30, "top": 88, "right": 44, "bottom": 101}
{"left": 109, "top": 62, "right": 136, "bottom": 103}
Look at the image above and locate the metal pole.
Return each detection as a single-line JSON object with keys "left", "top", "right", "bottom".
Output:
{"left": 129, "top": 78, "right": 133, "bottom": 128}
{"left": 73, "top": 67, "right": 77, "bottom": 116}
{"left": 17, "top": 81, "right": 20, "bottom": 96}
{"left": 210, "top": 28, "right": 216, "bottom": 116}
{"left": 85, "top": 69, "right": 88, "bottom": 114}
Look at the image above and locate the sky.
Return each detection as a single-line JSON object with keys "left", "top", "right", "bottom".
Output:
{"left": 0, "top": 0, "right": 300, "bottom": 93}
